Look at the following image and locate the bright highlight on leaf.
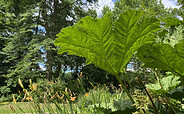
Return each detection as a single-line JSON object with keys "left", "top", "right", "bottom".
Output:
{"left": 55, "top": 10, "right": 160, "bottom": 76}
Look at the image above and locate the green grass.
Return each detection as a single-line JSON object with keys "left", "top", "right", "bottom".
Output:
{"left": 0, "top": 102, "right": 59, "bottom": 114}
{"left": 0, "top": 86, "right": 129, "bottom": 114}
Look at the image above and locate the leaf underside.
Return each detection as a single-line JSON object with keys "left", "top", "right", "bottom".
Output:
{"left": 55, "top": 10, "right": 160, "bottom": 76}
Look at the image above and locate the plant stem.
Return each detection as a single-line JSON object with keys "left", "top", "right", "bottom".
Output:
{"left": 154, "top": 71, "right": 177, "bottom": 114}
{"left": 115, "top": 74, "right": 135, "bottom": 103}
{"left": 122, "top": 69, "right": 134, "bottom": 91}
{"left": 137, "top": 77, "right": 159, "bottom": 114}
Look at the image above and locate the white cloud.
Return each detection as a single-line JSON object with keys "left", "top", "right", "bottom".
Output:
{"left": 95, "top": 0, "right": 114, "bottom": 17}
{"left": 161, "top": 0, "right": 180, "bottom": 9}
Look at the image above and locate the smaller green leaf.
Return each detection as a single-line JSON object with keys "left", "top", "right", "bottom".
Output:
{"left": 145, "top": 82, "right": 162, "bottom": 94}
{"left": 88, "top": 99, "right": 134, "bottom": 113}
{"left": 161, "top": 76, "right": 181, "bottom": 92}
{"left": 113, "top": 99, "right": 133, "bottom": 112}
{"left": 146, "top": 75, "right": 181, "bottom": 94}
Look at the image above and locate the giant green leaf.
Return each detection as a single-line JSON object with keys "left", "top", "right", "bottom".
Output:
{"left": 55, "top": 10, "right": 160, "bottom": 76}
{"left": 137, "top": 40, "right": 184, "bottom": 76}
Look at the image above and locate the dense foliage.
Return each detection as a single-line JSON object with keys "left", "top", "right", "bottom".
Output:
{"left": 0, "top": 0, "right": 97, "bottom": 100}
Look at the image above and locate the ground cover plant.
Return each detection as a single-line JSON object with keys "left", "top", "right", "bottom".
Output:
{"left": 0, "top": 78, "right": 135, "bottom": 114}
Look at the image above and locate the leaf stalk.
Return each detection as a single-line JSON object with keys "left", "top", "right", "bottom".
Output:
{"left": 115, "top": 74, "right": 135, "bottom": 103}
{"left": 154, "top": 71, "right": 177, "bottom": 114}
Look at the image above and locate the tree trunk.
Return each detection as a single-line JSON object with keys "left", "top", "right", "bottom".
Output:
{"left": 46, "top": 50, "right": 52, "bottom": 80}
{"left": 55, "top": 63, "right": 61, "bottom": 78}
{"left": 41, "top": 0, "right": 52, "bottom": 80}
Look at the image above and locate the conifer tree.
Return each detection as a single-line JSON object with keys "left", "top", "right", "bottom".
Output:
{"left": 0, "top": 0, "right": 97, "bottom": 98}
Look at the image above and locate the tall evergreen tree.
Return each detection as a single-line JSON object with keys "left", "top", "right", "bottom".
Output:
{"left": 38, "top": 0, "right": 97, "bottom": 80}
{"left": 0, "top": 0, "right": 97, "bottom": 99}
{"left": 0, "top": 0, "right": 43, "bottom": 97}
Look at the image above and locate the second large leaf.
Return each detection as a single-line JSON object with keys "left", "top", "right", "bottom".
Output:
{"left": 137, "top": 40, "right": 184, "bottom": 76}
{"left": 55, "top": 10, "right": 160, "bottom": 76}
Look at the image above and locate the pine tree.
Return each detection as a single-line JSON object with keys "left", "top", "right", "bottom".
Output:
{"left": 0, "top": 0, "right": 97, "bottom": 99}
